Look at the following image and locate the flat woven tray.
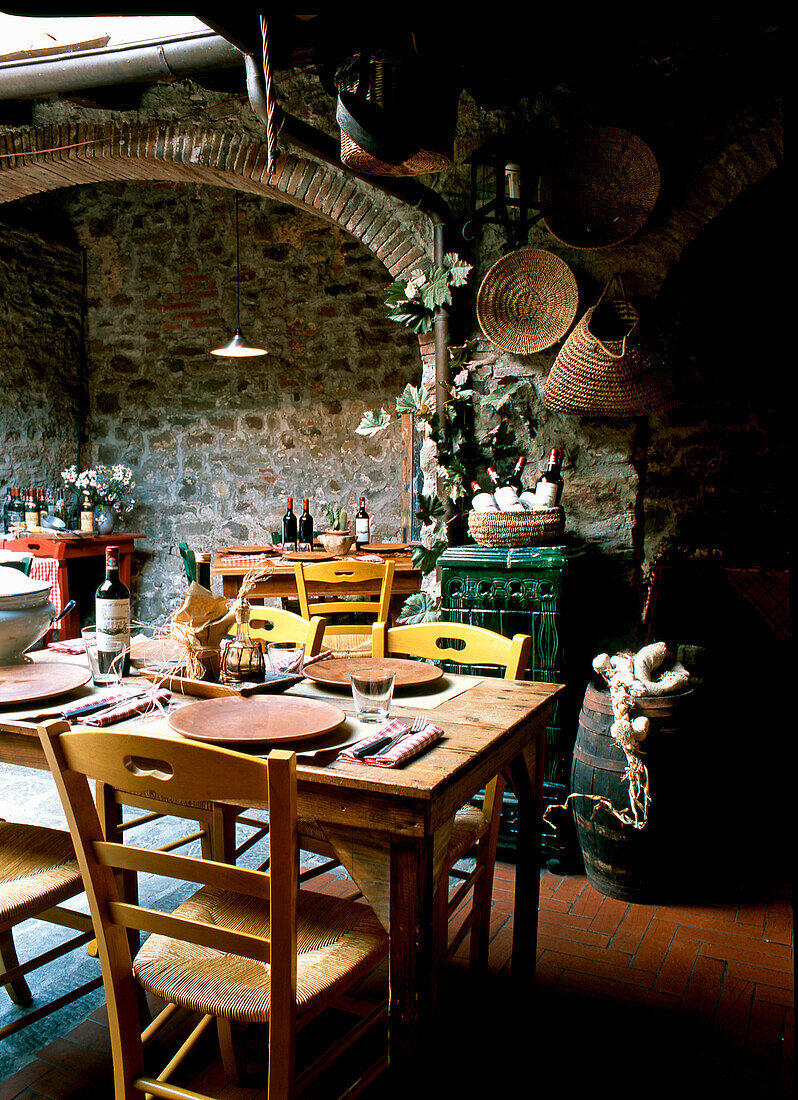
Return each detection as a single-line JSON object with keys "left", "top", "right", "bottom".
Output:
{"left": 468, "top": 507, "right": 565, "bottom": 548}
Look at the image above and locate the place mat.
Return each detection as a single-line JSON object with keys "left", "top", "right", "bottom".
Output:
{"left": 287, "top": 673, "right": 479, "bottom": 710}
{"left": 216, "top": 554, "right": 276, "bottom": 569}
{"left": 304, "top": 656, "right": 443, "bottom": 690}
{"left": 167, "top": 694, "right": 346, "bottom": 746}
{"left": 0, "top": 661, "right": 91, "bottom": 706}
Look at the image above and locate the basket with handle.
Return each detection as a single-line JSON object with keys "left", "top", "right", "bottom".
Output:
{"left": 468, "top": 507, "right": 565, "bottom": 548}
{"left": 542, "top": 274, "right": 673, "bottom": 416}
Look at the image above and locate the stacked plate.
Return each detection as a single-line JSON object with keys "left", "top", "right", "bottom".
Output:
{"left": 0, "top": 567, "right": 52, "bottom": 610}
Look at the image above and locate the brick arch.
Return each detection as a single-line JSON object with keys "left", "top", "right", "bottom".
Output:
{"left": 0, "top": 119, "right": 436, "bottom": 371}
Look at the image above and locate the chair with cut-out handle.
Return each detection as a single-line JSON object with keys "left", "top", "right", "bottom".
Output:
{"left": 372, "top": 620, "right": 532, "bottom": 971}
{"left": 293, "top": 558, "right": 394, "bottom": 655}
{"left": 37, "top": 720, "right": 389, "bottom": 1097}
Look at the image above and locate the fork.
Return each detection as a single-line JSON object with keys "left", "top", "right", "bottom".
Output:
{"left": 374, "top": 715, "right": 427, "bottom": 756}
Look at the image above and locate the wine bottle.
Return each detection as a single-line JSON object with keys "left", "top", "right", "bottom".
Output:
{"left": 534, "top": 448, "right": 564, "bottom": 507}
{"left": 24, "top": 489, "right": 40, "bottom": 529}
{"left": 95, "top": 544, "right": 131, "bottom": 676}
{"left": 6, "top": 487, "right": 24, "bottom": 530}
{"left": 282, "top": 497, "right": 298, "bottom": 552}
{"left": 486, "top": 466, "right": 525, "bottom": 511}
{"left": 470, "top": 480, "right": 499, "bottom": 513}
{"left": 80, "top": 490, "right": 95, "bottom": 533}
{"left": 298, "top": 498, "right": 314, "bottom": 551}
{"left": 507, "top": 456, "right": 527, "bottom": 494}
{"left": 355, "top": 496, "right": 370, "bottom": 546}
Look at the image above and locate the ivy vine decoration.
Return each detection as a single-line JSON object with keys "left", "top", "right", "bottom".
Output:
{"left": 356, "top": 341, "right": 535, "bottom": 622}
{"left": 384, "top": 253, "right": 472, "bottom": 334}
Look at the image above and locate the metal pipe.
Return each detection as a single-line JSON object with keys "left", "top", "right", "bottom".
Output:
{"left": 0, "top": 31, "right": 241, "bottom": 100}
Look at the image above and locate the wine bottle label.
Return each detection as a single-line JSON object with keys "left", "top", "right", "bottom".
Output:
{"left": 25, "top": 509, "right": 40, "bottom": 527}
{"left": 535, "top": 482, "right": 559, "bottom": 507}
{"left": 494, "top": 486, "right": 524, "bottom": 511}
{"left": 80, "top": 509, "right": 94, "bottom": 533}
{"left": 472, "top": 492, "right": 499, "bottom": 513}
{"left": 95, "top": 597, "right": 130, "bottom": 652}
{"left": 356, "top": 517, "right": 370, "bottom": 542}
{"left": 519, "top": 491, "right": 538, "bottom": 510}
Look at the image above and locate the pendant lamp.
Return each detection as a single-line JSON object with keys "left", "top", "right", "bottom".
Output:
{"left": 211, "top": 191, "right": 268, "bottom": 357}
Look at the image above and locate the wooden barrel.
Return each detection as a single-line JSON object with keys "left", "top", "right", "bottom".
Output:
{"left": 570, "top": 682, "right": 694, "bottom": 902}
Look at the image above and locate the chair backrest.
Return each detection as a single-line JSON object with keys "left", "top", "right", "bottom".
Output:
{"left": 372, "top": 621, "right": 531, "bottom": 680}
{"left": 228, "top": 604, "right": 326, "bottom": 656}
{"left": 293, "top": 559, "right": 395, "bottom": 637}
{"left": 36, "top": 720, "right": 298, "bottom": 1086}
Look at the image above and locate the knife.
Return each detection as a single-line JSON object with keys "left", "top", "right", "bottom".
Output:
{"left": 351, "top": 735, "right": 394, "bottom": 759}
{"left": 373, "top": 732, "right": 410, "bottom": 756}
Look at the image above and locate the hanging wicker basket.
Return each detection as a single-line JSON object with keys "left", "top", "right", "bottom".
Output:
{"left": 336, "top": 54, "right": 453, "bottom": 177}
{"left": 542, "top": 275, "right": 673, "bottom": 416}
{"left": 476, "top": 248, "right": 579, "bottom": 355}
{"left": 468, "top": 507, "right": 565, "bottom": 548}
{"left": 539, "top": 126, "right": 660, "bottom": 250}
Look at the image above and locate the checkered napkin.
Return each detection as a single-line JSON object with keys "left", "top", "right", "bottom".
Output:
{"left": 338, "top": 718, "right": 444, "bottom": 767}
{"left": 356, "top": 554, "right": 385, "bottom": 563}
{"left": 30, "top": 558, "right": 62, "bottom": 615}
{"left": 219, "top": 554, "right": 274, "bottom": 569}
{"left": 48, "top": 639, "right": 86, "bottom": 654}
{"left": 81, "top": 689, "right": 172, "bottom": 727}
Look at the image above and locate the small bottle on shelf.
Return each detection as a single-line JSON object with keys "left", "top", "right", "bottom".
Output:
{"left": 470, "top": 480, "right": 499, "bottom": 513}
{"left": 534, "top": 448, "right": 564, "bottom": 507}
{"left": 487, "top": 466, "right": 525, "bottom": 511}
{"left": 282, "top": 497, "right": 298, "bottom": 552}
{"left": 24, "top": 489, "right": 40, "bottom": 529}
{"left": 80, "top": 490, "right": 95, "bottom": 533}
{"left": 95, "top": 544, "right": 131, "bottom": 676}
{"left": 298, "top": 498, "right": 314, "bottom": 552}
{"left": 355, "top": 496, "right": 370, "bottom": 547}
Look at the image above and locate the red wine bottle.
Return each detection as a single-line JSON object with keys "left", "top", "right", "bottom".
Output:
{"left": 298, "top": 498, "right": 314, "bottom": 551}
{"left": 355, "top": 496, "right": 370, "bottom": 546}
{"left": 487, "top": 466, "right": 524, "bottom": 511}
{"left": 534, "top": 448, "right": 564, "bottom": 507}
{"left": 470, "top": 480, "right": 498, "bottom": 512}
{"left": 95, "top": 544, "right": 131, "bottom": 676}
{"left": 507, "top": 456, "right": 527, "bottom": 494}
{"left": 282, "top": 497, "right": 298, "bottom": 552}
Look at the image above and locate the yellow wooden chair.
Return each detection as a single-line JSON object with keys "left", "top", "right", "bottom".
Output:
{"left": 293, "top": 559, "right": 395, "bottom": 655}
{"left": 37, "top": 720, "right": 389, "bottom": 1099}
{"left": 372, "top": 620, "right": 531, "bottom": 971}
{"left": 0, "top": 819, "right": 100, "bottom": 1041}
{"left": 235, "top": 604, "right": 326, "bottom": 659}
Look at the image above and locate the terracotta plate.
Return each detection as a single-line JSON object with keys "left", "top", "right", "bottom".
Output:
{"left": 281, "top": 551, "right": 335, "bottom": 562}
{"left": 304, "top": 656, "right": 443, "bottom": 690}
{"left": 167, "top": 694, "right": 346, "bottom": 746}
{"left": 361, "top": 543, "right": 410, "bottom": 554}
{"left": 0, "top": 662, "right": 91, "bottom": 705}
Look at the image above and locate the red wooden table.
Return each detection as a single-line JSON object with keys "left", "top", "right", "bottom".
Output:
{"left": 0, "top": 533, "right": 143, "bottom": 639}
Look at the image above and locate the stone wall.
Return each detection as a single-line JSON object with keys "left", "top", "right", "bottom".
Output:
{"left": 0, "top": 221, "right": 84, "bottom": 491}
{"left": 0, "top": 19, "right": 785, "bottom": 642}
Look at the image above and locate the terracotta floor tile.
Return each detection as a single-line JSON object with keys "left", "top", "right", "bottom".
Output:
{"left": 538, "top": 913, "right": 611, "bottom": 947}
{"left": 726, "top": 961, "right": 795, "bottom": 991}
{"left": 735, "top": 900, "right": 768, "bottom": 927}
{"left": 674, "top": 920, "right": 794, "bottom": 961}
{"left": 681, "top": 954, "right": 726, "bottom": 1019}
{"left": 588, "top": 895, "right": 630, "bottom": 937}
{"left": 630, "top": 917, "right": 678, "bottom": 973}
{"left": 537, "top": 930, "right": 632, "bottom": 968}
{"left": 550, "top": 875, "right": 585, "bottom": 907}
{"left": 764, "top": 898, "right": 794, "bottom": 946}
{"left": 556, "top": 969, "right": 680, "bottom": 1011}
{"left": 540, "top": 948, "right": 655, "bottom": 988}
{"left": 747, "top": 998, "right": 788, "bottom": 1061}
{"left": 0, "top": 1062, "right": 51, "bottom": 1100}
{"left": 654, "top": 935, "right": 701, "bottom": 996}
{"left": 714, "top": 975, "right": 755, "bottom": 1047}
{"left": 569, "top": 883, "right": 604, "bottom": 920}
{"left": 696, "top": 937, "right": 794, "bottom": 974}
{"left": 610, "top": 902, "right": 656, "bottom": 954}
{"left": 754, "top": 983, "right": 796, "bottom": 1007}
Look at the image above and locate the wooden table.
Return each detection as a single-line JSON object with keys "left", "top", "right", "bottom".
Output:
{"left": 0, "top": 663, "right": 561, "bottom": 1077}
{"left": 0, "top": 533, "right": 144, "bottom": 640}
{"left": 212, "top": 549, "right": 422, "bottom": 626}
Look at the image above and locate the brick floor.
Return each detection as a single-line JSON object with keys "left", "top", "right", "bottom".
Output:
{"left": 1, "top": 867, "right": 792, "bottom": 1100}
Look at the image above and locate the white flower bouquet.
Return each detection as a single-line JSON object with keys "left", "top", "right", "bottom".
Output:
{"left": 61, "top": 464, "right": 136, "bottom": 515}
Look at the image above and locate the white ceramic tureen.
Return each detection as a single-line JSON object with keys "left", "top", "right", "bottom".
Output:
{"left": 0, "top": 566, "right": 57, "bottom": 665}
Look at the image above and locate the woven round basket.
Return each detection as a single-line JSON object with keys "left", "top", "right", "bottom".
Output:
{"left": 468, "top": 507, "right": 565, "bottom": 548}
{"left": 542, "top": 276, "right": 674, "bottom": 416}
{"left": 476, "top": 248, "right": 579, "bottom": 356}
{"left": 540, "top": 127, "right": 660, "bottom": 250}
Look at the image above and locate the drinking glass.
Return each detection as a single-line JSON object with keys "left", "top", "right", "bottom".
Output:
{"left": 350, "top": 668, "right": 396, "bottom": 722}
{"left": 267, "top": 641, "right": 305, "bottom": 675}
{"left": 82, "top": 627, "right": 124, "bottom": 686}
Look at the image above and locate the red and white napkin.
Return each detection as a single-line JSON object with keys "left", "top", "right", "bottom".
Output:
{"left": 48, "top": 639, "right": 87, "bottom": 654}
{"left": 81, "top": 689, "right": 172, "bottom": 727}
{"left": 356, "top": 554, "right": 385, "bottom": 563}
{"left": 338, "top": 718, "right": 443, "bottom": 767}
